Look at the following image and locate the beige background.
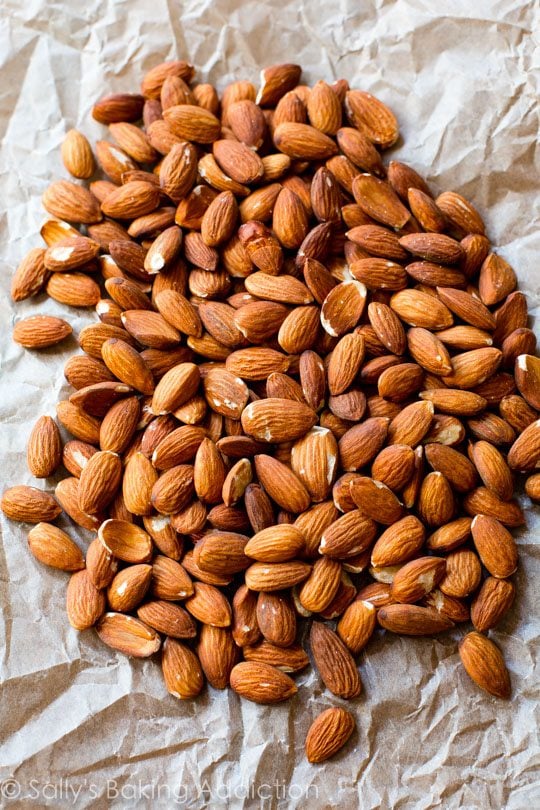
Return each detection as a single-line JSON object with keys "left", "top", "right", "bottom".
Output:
{"left": 0, "top": 0, "right": 539, "bottom": 807}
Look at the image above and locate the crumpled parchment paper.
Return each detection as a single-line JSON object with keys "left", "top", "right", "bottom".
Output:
{"left": 0, "top": 1, "right": 539, "bottom": 807}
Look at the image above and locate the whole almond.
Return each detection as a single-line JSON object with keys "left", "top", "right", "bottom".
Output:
{"left": 230, "top": 661, "right": 297, "bottom": 704}
{"left": 459, "top": 632, "right": 510, "bottom": 699}
{"left": 471, "top": 515, "right": 518, "bottom": 578}
{"left": 1, "top": 485, "right": 61, "bottom": 523}
{"left": 471, "top": 577, "right": 515, "bottom": 633}
{"left": 305, "top": 707, "right": 355, "bottom": 763}
{"left": 310, "top": 621, "right": 361, "bottom": 699}
{"left": 13, "top": 315, "right": 72, "bottom": 349}
{"left": 27, "top": 523, "right": 84, "bottom": 571}
{"left": 66, "top": 569, "right": 106, "bottom": 630}
{"left": 27, "top": 416, "right": 62, "bottom": 478}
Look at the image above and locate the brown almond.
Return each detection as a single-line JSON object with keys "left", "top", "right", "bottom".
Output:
{"left": 459, "top": 632, "right": 510, "bottom": 699}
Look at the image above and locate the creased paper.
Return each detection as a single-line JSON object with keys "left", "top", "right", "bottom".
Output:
{"left": 0, "top": 0, "right": 539, "bottom": 807}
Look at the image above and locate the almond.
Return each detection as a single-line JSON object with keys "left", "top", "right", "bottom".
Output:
{"left": 42, "top": 180, "right": 102, "bottom": 224}
{"left": 378, "top": 604, "right": 453, "bottom": 635}
{"left": 291, "top": 427, "right": 338, "bottom": 502}
{"left": 305, "top": 707, "right": 355, "bottom": 764}
{"left": 339, "top": 417, "right": 389, "bottom": 471}
{"left": 399, "top": 233, "right": 464, "bottom": 264}
{"left": 337, "top": 599, "right": 377, "bottom": 654}
{"left": 349, "top": 476, "right": 404, "bottom": 525}
{"left": 391, "top": 556, "right": 446, "bottom": 603}
{"left": 471, "top": 577, "right": 515, "bottom": 633}
{"left": 13, "top": 315, "right": 72, "bottom": 349}
{"left": 253, "top": 454, "right": 310, "bottom": 513}
{"left": 320, "top": 280, "right": 367, "bottom": 337}
{"left": 274, "top": 122, "right": 338, "bottom": 159}
{"left": 471, "top": 441, "right": 513, "bottom": 501}
{"left": 27, "top": 523, "right": 84, "bottom": 571}
{"left": 515, "top": 354, "right": 540, "bottom": 410}
{"left": 297, "top": 556, "right": 342, "bottom": 612}
{"left": 245, "top": 560, "right": 311, "bottom": 591}
{"left": 151, "top": 555, "right": 193, "bottom": 600}
{"left": 92, "top": 93, "right": 144, "bottom": 123}
{"left": 256, "top": 590, "right": 297, "bottom": 647}
{"left": 78, "top": 450, "right": 123, "bottom": 514}
{"left": 244, "top": 524, "right": 305, "bottom": 562}
{"left": 439, "top": 549, "right": 482, "bottom": 598}
{"left": 213, "top": 139, "right": 264, "bottom": 185}
{"left": 471, "top": 515, "right": 518, "bottom": 578}
{"left": 319, "top": 510, "right": 377, "bottom": 559}
{"left": 352, "top": 174, "right": 410, "bottom": 229}
{"left": 1, "top": 485, "right": 61, "bottom": 523}
{"left": 197, "top": 625, "right": 239, "bottom": 689}
{"left": 310, "top": 621, "right": 361, "bottom": 699}
{"left": 103, "top": 613, "right": 162, "bottom": 660}
{"left": 137, "top": 600, "right": 196, "bottom": 639}
{"left": 107, "top": 564, "right": 152, "bottom": 612}
{"left": 242, "top": 399, "right": 317, "bottom": 443}
{"left": 459, "top": 632, "right": 510, "bottom": 699}
{"left": 478, "top": 253, "right": 517, "bottom": 306}
{"left": 27, "top": 416, "right": 62, "bottom": 478}
{"left": 230, "top": 661, "right": 297, "bottom": 704}
{"left": 10, "top": 247, "right": 49, "bottom": 301}
{"left": 370, "top": 515, "right": 425, "bottom": 566}
{"left": 463, "top": 487, "right": 525, "bottom": 527}
{"left": 390, "top": 289, "right": 453, "bottom": 330}
{"left": 244, "top": 641, "right": 308, "bottom": 673}
{"left": 203, "top": 367, "right": 249, "bottom": 419}
{"left": 98, "top": 518, "right": 153, "bottom": 563}
{"left": 162, "top": 637, "right": 204, "bottom": 698}
{"left": 184, "top": 582, "right": 232, "bottom": 626}
{"left": 66, "top": 569, "right": 106, "bottom": 630}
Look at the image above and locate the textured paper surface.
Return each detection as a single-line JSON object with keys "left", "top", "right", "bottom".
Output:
{"left": 1, "top": 1, "right": 539, "bottom": 807}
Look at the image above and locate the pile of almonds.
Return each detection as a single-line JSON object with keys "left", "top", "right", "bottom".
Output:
{"left": 3, "top": 59, "right": 538, "bottom": 764}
